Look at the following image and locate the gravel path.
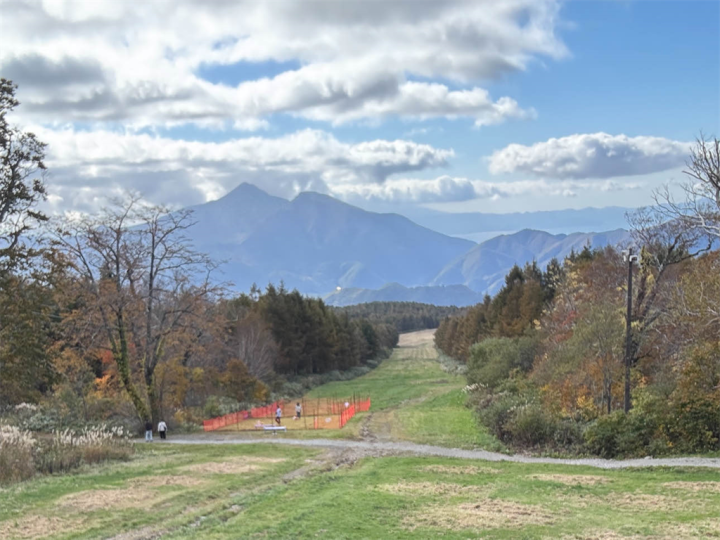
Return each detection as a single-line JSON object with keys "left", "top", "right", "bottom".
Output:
{"left": 163, "top": 435, "right": 720, "bottom": 470}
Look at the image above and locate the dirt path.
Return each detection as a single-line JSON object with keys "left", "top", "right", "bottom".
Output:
{"left": 163, "top": 436, "right": 720, "bottom": 470}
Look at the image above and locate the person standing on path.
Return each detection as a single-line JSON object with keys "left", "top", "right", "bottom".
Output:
{"left": 158, "top": 420, "right": 167, "bottom": 440}
{"left": 144, "top": 421, "right": 153, "bottom": 442}
{"left": 295, "top": 402, "right": 302, "bottom": 420}
{"left": 275, "top": 406, "right": 282, "bottom": 425}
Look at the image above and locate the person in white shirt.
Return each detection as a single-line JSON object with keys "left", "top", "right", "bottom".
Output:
{"left": 158, "top": 420, "right": 167, "bottom": 440}
{"left": 294, "top": 402, "right": 302, "bottom": 420}
{"left": 275, "top": 406, "right": 282, "bottom": 425}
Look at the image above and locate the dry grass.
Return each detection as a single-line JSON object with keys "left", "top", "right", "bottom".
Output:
{"left": 659, "top": 518, "right": 720, "bottom": 538}
{"left": 613, "top": 493, "right": 708, "bottom": 512}
{"left": 420, "top": 464, "right": 501, "bottom": 475}
{"left": 557, "top": 519, "right": 720, "bottom": 540}
{"left": 58, "top": 487, "right": 162, "bottom": 511}
{"left": 529, "top": 474, "right": 611, "bottom": 486}
{"left": 377, "top": 481, "right": 489, "bottom": 496}
{"left": 397, "top": 329, "right": 435, "bottom": 348}
{"left": 662, "top": 481, "right": 720, "bottom": 493}
{"left": 129, "top": 475, "right": 206, "bottom": 488}
{"left": 181, "top": 456, "right": 285, "bottom": 475}
{"left": 405, "top": 499, "right": 556, "bottom": 531}
{"left": 558, "top": 533, "right": 650, "bottom": 540}
{"left": 0, "top": 516, "right": 82, "bottom": 539}
{"left": 552, "top": 493, "right": 605, "bottom": 509}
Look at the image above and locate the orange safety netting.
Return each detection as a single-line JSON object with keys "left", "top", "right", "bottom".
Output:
{"left": 202, "top": 397, "right": 371, "bottom": 432}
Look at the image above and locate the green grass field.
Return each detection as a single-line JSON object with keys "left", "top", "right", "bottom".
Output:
{"left": 3, "top": 330, "right": 720, "bottom": 539}
{"left": 296, "top": 329, "right": 501, "bottom": 449}
{"left": 2, "top": 442, "right": 720, "bottom": 539}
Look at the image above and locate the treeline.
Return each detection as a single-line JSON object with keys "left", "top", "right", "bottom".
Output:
{"left": 227, "top": 287, "right": 398, "bottom": 377}
{"left": 435, "top": 258, "right": 564, "bottom": 361}
{"left": 437, "top": 138, "right": 720, "bottom": 457}
{"left": 335, "top": 301, "right": 463, "bottom": 333}
{"left": 0, "top": 80, "right": 396, "bottom": 432}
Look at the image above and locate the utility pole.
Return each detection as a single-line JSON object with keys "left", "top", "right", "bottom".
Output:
{"left": 622, "top": 248, "right": 638, "bottom": 413}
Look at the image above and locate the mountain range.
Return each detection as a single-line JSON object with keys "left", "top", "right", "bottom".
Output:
{"left": 184, "top": 183, "right": 632, "bottom": 304}
{"left": 404, "top": 206, "right": 632, "bottom": 242}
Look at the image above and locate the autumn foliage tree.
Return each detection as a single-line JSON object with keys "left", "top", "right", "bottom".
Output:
{"left": 52, "top": 196, "right": 219, "bottom": 423}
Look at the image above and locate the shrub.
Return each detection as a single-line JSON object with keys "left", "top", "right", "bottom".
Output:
{"left": 1, "top": 424, "right": 132, "bottom": 484}
{"left": 583, "top": 411, "right": 659, "bottom": 458}
{"left": 553, "top": 418, "right": 584, "bottom": 449}
{"left": 583, "top": 411, "right": 626, "bottom": 458}
{"left": 663, "top": 345, "right": 720, "bottom": 453}
{"left": 468, "top": 337, "right": 538, "bottom": 389}
{"left": 665, "top": 396, "right": 720, "bottom": 453}
{"left": 0, "top": 425, "right": 36, "bottom": 484}
{"left": 506, "top": 403, "right": 557, "bottom": 448}
{"left": 35, "top": 426, "right": 133, "bottom": 475}
{"left": 476, "top": 393, "right": 525, "bottom": 441}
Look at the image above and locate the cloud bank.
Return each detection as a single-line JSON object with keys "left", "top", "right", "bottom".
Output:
{"left": 35, "top": 128, "right": 452, "bottom": 212}
{"left": 1, "top": 0, "right": 565, "bottom": 128}
{"left": 331, "top": 176, "right": 643, "bottom": 204}
{"left": 488, "top": 133, "right": 691, "bottom": 179}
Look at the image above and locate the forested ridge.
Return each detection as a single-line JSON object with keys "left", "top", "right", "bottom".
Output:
{"left": 334, "top": 301, "right": 464, "bottom": 333}
{"left": 436, "top": 136, "right": 720, "bottom": 457}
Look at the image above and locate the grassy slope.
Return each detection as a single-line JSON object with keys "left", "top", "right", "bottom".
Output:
{"left": 3, "top": 331, "right": 720, "bottom": 539}
{"left": 298, "top": 329, "right": 500, "bottom": 449}
{"left": 2, "top": 443, "right": 720, "bottom": 539}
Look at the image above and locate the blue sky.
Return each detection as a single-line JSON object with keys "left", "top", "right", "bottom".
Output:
{"left": 1, "top": 0, "right": 718, "bottom": 215}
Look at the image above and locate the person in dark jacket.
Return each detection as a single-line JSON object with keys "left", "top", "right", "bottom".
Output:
{"left": 144, "top": 421, "right": 153, "bottom": 442}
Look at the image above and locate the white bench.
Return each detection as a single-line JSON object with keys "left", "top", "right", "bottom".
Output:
{"left": 262, "top": 425, "right": 287, "bottom": 435}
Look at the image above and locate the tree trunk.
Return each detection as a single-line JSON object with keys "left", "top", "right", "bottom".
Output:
{"left": 116, "top": 313, "right": 150, "bottom": 421}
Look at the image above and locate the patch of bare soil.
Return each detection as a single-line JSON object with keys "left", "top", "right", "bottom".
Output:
{"left": 613, "top": 493, "right": 707, "bottom": 512}
{"left": 359, "top": 413, "right": 377, "bottom": 442}
{"left": 421, "top": 464, "right": 501, "bottom": 475}
{"left": 181, "top": 456, "right": 285, "bottom": 475}
{"left": 530, "top": 474, "right": 610, "bottom": 486}
{"left": 557, "top": 519, "right": 720, "bottom": 540}
{"left": 0, "top": 516, "right": 82, "bottom": 539}
{"left": 405, "top": 499, "right": 556, "bottom": 531}
{"left": 378, "top": 481, "right": 490, "bottom": 496}
{"left": 557, "top": 533, "right": 651, "bottom": 540}
{"left": 58, "top": 487, "right": 162, "bottom": 512}
{"left": 662, "top": 481, "right": 720, "bottom": 493}
{"left": 130, "top": 475, "right": 206, "bottom": 488}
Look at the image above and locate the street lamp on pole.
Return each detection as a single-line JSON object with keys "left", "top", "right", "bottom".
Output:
{"left": 622, "top": 248, "right": 638, "bottom": 413}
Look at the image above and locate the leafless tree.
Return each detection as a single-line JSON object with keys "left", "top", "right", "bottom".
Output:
{"left": 654, "top": 134, "right": 720, "bottom": 243}
{"left": 52, "top": 195, "right": 221, "bottom": 423}
{"left": 234, "top": 312, "right": 278, "bottom": 381}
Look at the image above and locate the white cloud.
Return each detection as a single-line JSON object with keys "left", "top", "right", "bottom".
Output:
{"left": 0, "top": 0, "right": 565, "bottom": 128}
{"left": 34, "top": 127, "right": 453, "bottom": 212}
{"left": 488, "top": 133, "right": 691, "bottom": 179}
{"left": 331, "top": 176, "right": 642, "bottom": 204}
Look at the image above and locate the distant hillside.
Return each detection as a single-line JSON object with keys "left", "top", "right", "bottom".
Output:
{"left": 431, "top": 229, "right": 631, "bottom": 294}
{"left": 407, "top": 206, "right": 632, "bottom": 240}
{"left": 333, "top": 301, "right": 465, "bottom": 333}
{"left": 324, "top": 283, "right": 483, "bottom": 307}
{"left": 181, "top": 183, "right": 632, "bottom": 302}
{"left": 185, "top": 184, "right": 474, "bottom": 294}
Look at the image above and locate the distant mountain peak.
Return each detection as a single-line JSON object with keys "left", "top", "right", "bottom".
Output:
{"left": 223, "top": 182, "right": 283, "bottom": 201}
